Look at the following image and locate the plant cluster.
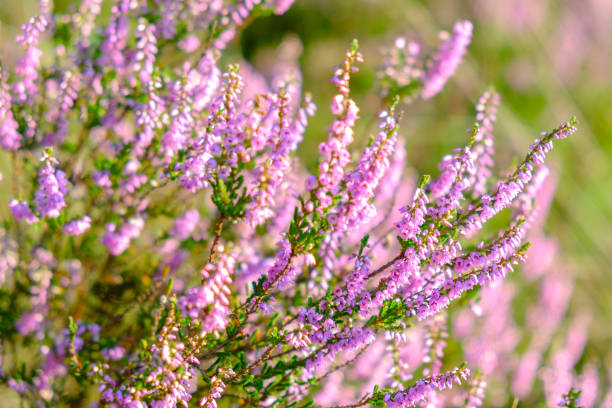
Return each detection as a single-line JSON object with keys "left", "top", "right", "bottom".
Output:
{"left": 0, "top": 1, "right": 594, "bottom": 407}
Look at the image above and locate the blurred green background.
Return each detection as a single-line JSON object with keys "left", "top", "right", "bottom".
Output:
{"left": 1, "top": 0, "right": 611, "bottom": 402}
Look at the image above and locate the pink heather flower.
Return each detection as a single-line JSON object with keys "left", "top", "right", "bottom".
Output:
{"left": 16, "top": 311, "right": 44, "bottom": 336}
{"left": 43, "top": 72, "right": 83, "bottom": 146}
{"left": 378, "top": 36, "right": 423, "bottom": 101}
{"left": 269, "top": 36, "right": 304, "bottom": 111}
{"left": 9, "top": 200, "right": 39, "bottom": 224}
{"left": 187, "top": 51, "right": 221, "bottom": 112}
{"left": 92, "top": 170, "right": 112, "bottom": 189}
{"left": 385, "top": 366, "right": 470, "bottom": 407}
{"left": 273, "top": 0, "right": 296, "bottom": 14}
{"left": 208, "top": 0, "right": 273, "bottom": 52}
{"left": 98, "top": 0, "right": 136, "bottom": 71}
{"left": 169, "top": 209, "right": 200, "bottom": 240}
{"left": 461, "top": 120, "right": 577, "bottom": 236}
{"left": 155, "top": 0, "right": 181, "bottom": 40}
{"left": 134, "top": 18, "right": 158, "bottom": 85}
{"left": 307, "top": 43, "right": 363, "bottom": 213}
{"left": 245, "top": 93, "right": 315, "bottom": 229}
{"left": 179, "top": 245, "right": 235, "bottom": 336}
{"left": 464, "top": 377, "right": 487, "bottom": 408}
{"left": 100, "top": 320, "right": 197, "bottom": 406}
{"left": 395, "top": 186, "right": 429, "bottom": 242}
{"left": 178, "top": 34, "right": 200, "bottom": 53}
{"left": 160, "top": 80, "right": 194, "bottom": 161}
{"left": 13, "top": 15, "right": 48, "bottom": 103}
{"left": 34, "top": 158, "right": 68, "bottom": 219}
{"left": 0, "top": 71, "right": 21, "bottom": 150}
{"left": 576, "top": 364, "right": 599, "bottom": 408}
{"left": 178, "top": 65, "right": 246, "bottom": 192}
{"left": 63, "top": 216, "right": 92, "bottom": 236}
{"left": 101, "top": 346, "right": 126, "bottom": 361}
{"left": 286, "top": 323, "right": 312, "bottom": 349}
{"left": 334, "top": 256, "right": 370, "bottom": 314}
{"left": 421, "top": 20, "right": 473, "bottom": 99}
{"left": 0, "top": 4, "right": 586, "bottom": 406}
{"left": 200, "top": 370, "right": 234, "bottom": 408}
{"left": 134, "top": 83, "right": 166, "bottom": 157}
{"left": 471, "top": 90, "right": 500, "bottom": 196}
{"left": 262, "top": 239, "right": 298, "bottom": 291}
{"left": 305, "top": 326, "right": 375, "bottom": 377}
{"left": 101, "top": 217, "right": 145, "bottom": 256}
{"left": 332, "top": 107, "right": 398, "bottom": 231}
{"left": 422, "top": 313, "right": 447, "bottom": 376}
{"left": 542, "top": 315, "right": 590, "bottom": 406}
{"left": 75, "top": 0, "right": 103, "bottom": 40}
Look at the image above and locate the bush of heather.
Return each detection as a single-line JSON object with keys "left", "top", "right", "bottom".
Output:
{"left": 0, "top": 1, "right": 599, "bottom": 407}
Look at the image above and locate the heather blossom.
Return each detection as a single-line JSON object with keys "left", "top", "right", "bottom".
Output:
{"left": 421, "top": 20, "right": 473, "bottom": 99}
{"left": 306, "top": 41, "right": 363, "bottom": 213}
{"left": 33, "top": 155, "right": 68, "bottom": 219}
{"left": 13, "top": 15, "right": 48, "bottom": 103}
{"left": 169, "top": 209, "right": 201, "bottom": 241}
{"left": 0, "top": 71, "right": 21, "bottom": 150}
{"left": 0, "top": 2, "right": 594, "bottom": 407}
{"left": 63, "top": 216, "right": 92, "bottom": 236}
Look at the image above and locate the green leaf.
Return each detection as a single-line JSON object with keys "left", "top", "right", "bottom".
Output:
{"left": 359, "top": 234, "right": 370, "bottom": 257}
{"left": 418, "top": 174, "right": 431, "bottom": 189}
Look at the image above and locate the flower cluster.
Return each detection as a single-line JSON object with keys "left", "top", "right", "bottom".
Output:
{"left": 0, "top": 2, "right": 597, "bottom": 408}
{"left": 306, "top": 41, "right": 363, "bottom": 212}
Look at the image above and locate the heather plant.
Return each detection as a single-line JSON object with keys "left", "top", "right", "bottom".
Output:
{"left": 0, "top": 1, "right": 597, "bottom": 407}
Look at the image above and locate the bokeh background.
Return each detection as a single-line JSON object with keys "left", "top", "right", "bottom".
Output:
{"left": 1, "top": 0, "right": 611, "bottom": 405}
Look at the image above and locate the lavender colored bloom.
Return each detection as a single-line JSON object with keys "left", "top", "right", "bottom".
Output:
{"left": 379, "top": 37, "right": 423, "bottom": 101}
{"left": 307, "top": 43, "right": 363, "bottom": 213}
{"left": 464, "top": 377, "right": 487, "bottom": 408}
{"left": 155, "top": 0, "right": 181, "bottom": 40}
{"left": 272, "top": 0, "right": 296, "bottom": 14}
{"left": 178, "top": 65, "right": 246, "bottom": 192}
{"left": 134, "top": 19, "right": 158, "bottom": 85}
{"left": 471, "top": 90, "right": 500, "bottom": 197}
{"left": 305, "top": 326, "right": 375, "bottom": 377}
{"left": 34, "top": 158, "right": 68, "bottom": 219}
{"left": 187, "top": 51, "right": 221, "bottom": 113}
{"left": 169, "top": 209, "right": 200, "bottom": 240}
{"left": 15, "top": 311, "right": 44, "bottom": 336}
{"left": 9, "top": 200, "right": 39, "bottom": 224}
{"left": 0, "top": 3, "right": 586, "bottom": 406}
{"left": 98, "top": 0, "right": 135, "bottom": 71}
{"left": 178, "top": 245, "right": 235, "bottom": 336}
{"left": 92, "top": 170, "right": 112, "bottom": 189}
{"left": 576, "top": 364, "right": 599, "bottom": 408}
{"left": 63, "top": 216, "right": 91, "bottom": 236}
{"left": 101, "top": 217, "right": 145, "bottom": 255}
{"left": 332, "top": 107, "right": 398, "bottom": 232}
{"left": 200, "top": 369, "right": 234, "bottom": 408}
{"left": 101, "top": 346, "right": 126, "bottom": 361}
{"left": 13, "top": 15, "right": 48, "bottom": 103}
{"left": 421, "top": 20, "right": 473, "bottom": 99}
{"left": 134, "top": 82, "right": 166, "bottom": 157}
{"left": 395, "top": 186, "right": 429, "bottom": 242}
{"left": 461, "top": 120, "right": 577, "bottom": 236}
{"left": 542, "top": 315, "right": 590, "bottom": 407}
{"left": 246, "top": 92, "right": 315, "bottom": 229}
{"left": 43, "top": 71, "right": 82, "bottom": 145}
{"left": 99, "top": 318, "right": 197, "bottom": 407}
{"left": 385, "top": 366, "right": 470, "bottom": 407}
{"left": 161, "top": 81, "right": 194, "bottom": 161}
{"left": 262, "top": 239, "right": 297, "bottom": 291}
{"left": 0, "top": 71, "right": 21, "bottom": 150}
